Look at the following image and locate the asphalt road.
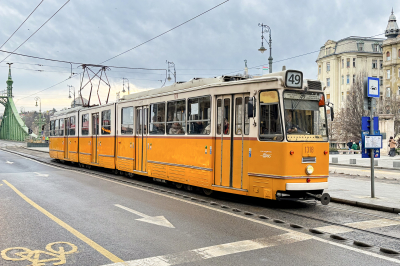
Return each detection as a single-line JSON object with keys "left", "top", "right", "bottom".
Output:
{"left": 1, "top": 149, "right": 400, "bottom": 265}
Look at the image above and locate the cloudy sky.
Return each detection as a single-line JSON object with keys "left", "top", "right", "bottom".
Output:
{"left": 0, "top": 0, "right": 399, "bottom": 113}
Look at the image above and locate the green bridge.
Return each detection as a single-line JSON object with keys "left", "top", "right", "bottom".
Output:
{"left": 0, "top": 64, "right": 29, "bottom": 141}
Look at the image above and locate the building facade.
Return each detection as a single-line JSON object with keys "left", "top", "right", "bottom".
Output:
{"left": 316, "top": 37, "right": 384, "bottom": 111}
{"left": 382, "top": 10, "right": 400, "bottom": 108}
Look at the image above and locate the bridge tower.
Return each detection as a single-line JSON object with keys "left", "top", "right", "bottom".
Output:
{"left": 0, "top": 63, "right": 29, "bottom": 141}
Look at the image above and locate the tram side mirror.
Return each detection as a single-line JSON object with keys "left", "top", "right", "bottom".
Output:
{"left": 248, "top": 97, "right": 256, "bottom": 118}
{"left": 330, "top": 107, "right": 334, "bottom": 121}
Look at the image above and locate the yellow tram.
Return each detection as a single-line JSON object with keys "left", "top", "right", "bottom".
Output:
{"left": 49, "top": 70, "right": 331, "bottom": 204}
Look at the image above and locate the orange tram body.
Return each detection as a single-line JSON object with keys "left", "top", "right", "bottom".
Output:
{"left": 50, "top": 70, "right": 331, "bottom": 204}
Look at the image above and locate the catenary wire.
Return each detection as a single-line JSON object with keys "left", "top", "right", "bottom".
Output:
{"left": 0, "top": 0, "right": 44, "bottom": 49}
{"left": 99, "top": 0, "right": 230, "bottom": 64}
{"left": 0, "top": 0, "right": 71, "bottom": 64}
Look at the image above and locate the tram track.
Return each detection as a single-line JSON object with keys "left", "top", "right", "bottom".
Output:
{"left": 2, "top": 147, "right": 400, "bottom": 256}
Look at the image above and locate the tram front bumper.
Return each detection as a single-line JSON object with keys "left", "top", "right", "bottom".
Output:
{"left": 285, "top": 182, "right": 328, "bottom": 191}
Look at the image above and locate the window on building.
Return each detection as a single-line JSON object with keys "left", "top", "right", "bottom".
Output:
{"left": 398, "top": 49, "right": 400, "bottom": 58}
{"left": 82, "top": 114, "right": 89, "bottom": 135}
{"left": 398, "top": 86, "right": 400, "bottom": 96}
{"left": 346, "top": 58, "right": 350, "bottom": 68}
{"left": 380, "top": 60, "right": 383, "bottom": 69}
{"left": 379, "top": 76, "right": 383, "bottom": 86}
{"left": 121, "top": 107, "right": 134, "bottom": 134}
{"left": 398, "top": 68, "right": 400, "bottom": 78}
{"left": 341, "top": 92, "right": 344, "bottom": 101}
{"left": 386, "top": 87, "right": 391, "bottom": 98}
{"left": 327, "top": 78, "right": 330, "bottom": 87}
{"left": 372, "top": 60, "right": 377, "bottom": 69}
{"left": 101, "top": 110, "right": 111, "bottom": 135}
{"left": 341, "top": 75, "right": 344, "bottom": 84}
{"left": 387, "top": 51, "right": 391, "bottom": 61}
{"left": 353, "top": 75, "right": 356, "bottom": 83}
{"left": 357, "top": 42, "right": 364, "bottom": 51}
{"left": 188, "top": 96, "right": 211, "bottom": 135}
{"left": 69, "top": 116, "right": 76, "bottom": 136}
{"left": 353, "top": 58, "right": 356, "bottom": 68}
{"left": 372, "top": 44, "right": 379, "bottom": 52}
{"left": 341, "top": 59, "right": 344, "bottom": 68}
{"left": 259, "top": 91, "right": 283, "bottom": 141}
{"left": 327, "top": 94, "right": 330, "bottom": 103}
{"left": 167, "top": 99, "right": 186, "bottom": 135}
{"left": 318, "top": 65, "right": 321, "bottom": 74}
{"left": 387, "top": 70, "right": 391, "bottom": 79}
{"left": 326, "top": 62, "right": 330, "bottom": 72}
{"left": 346, "top": 75, "right": 350, "bottom": 84}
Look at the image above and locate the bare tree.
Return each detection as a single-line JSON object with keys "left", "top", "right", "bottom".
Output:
{"left": 333, "top": 71, "right": 369, "bottom": 142}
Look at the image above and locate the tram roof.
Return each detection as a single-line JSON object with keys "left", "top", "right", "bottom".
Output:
{"left": 120, "top": 71, "right": 293, "bottom": 102}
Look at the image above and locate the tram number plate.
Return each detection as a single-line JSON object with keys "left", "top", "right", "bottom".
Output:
{"left": 303, "top": 145, "right": 315, "bottom": 157}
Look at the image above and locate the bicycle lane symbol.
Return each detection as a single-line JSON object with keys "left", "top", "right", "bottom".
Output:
{"left": 1, "top": 242, "right": 78, "bottom": 266}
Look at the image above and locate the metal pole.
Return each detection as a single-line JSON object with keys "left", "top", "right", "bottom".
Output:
{"left": 370, "top": 98, "right": 375, "bottom": 198}
{"left": 268, "top": 31, "right": 272, "bottom": 73}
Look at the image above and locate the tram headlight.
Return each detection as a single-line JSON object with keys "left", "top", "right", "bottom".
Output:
{"left": 305, "top": 165, "right": 314, "bottom": 175}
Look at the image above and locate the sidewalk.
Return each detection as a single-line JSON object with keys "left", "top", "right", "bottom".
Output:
{"left": 330, "top": 153, "right": 400, "bottom": 169}
{"left": 25, "top": 146, "right": 49, "bottom": 153}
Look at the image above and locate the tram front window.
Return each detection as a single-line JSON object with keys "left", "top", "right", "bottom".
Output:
{"left": 283, "top": 91, "right": 328, "bottom": 142}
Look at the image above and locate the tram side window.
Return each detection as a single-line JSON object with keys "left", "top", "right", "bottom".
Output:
{"left": 69, "top": 116, "right": 76, "bottom": 136}
{"left": 82, "top": 114, "right": 89, "bottom": 135}
{"left": 101, "top": 110, "right": 111, "bottom": 135}
{"left": 150, "top": 102, "right": 165, "bottom": 135}
{"left": 55, "top": 119, "right": 59, "bottom": 136}
{"left": 259, "top": 91, "right": 283, "bottom": 141}
{"left": 65, "top": 118, "right": 70, "bottom": 136}
{"left": 50, "top": 120, "right": 55, "bottom": 136}
{"left": 167, "top": 99, "right": 186, "bottom": 135}
{"left": 244, "top": 97, "right": 250, "bottom": 135}
{"left": 121, "top": 107, "right": 134, "bottom": 134}
{"left": 217, "top": 99, "right": 230, "bottom": 135}
{"left": 188, "top": 96, "right": 211, "bottom": 135}
{"left": 59, "top": 119, "right": 64, "bottom": 136}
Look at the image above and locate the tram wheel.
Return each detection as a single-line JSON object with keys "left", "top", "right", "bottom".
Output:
{"left": 86, "top": 164, "right": 92, "bottom": 170}
{"left": 175, "top": 183, "right": 183, "bottom": 189}
{"left": 203, "top": 188, "right": 213, "bottom": 196}
{"left": 112, "top": 169, "right": 118, "bottom": 175}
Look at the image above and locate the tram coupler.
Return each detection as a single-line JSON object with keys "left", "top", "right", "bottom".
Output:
{"left": 306, "top": 192, "right": 331, "bottom": 205}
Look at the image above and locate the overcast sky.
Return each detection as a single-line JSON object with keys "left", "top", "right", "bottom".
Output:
{"left": 0, "top": 0, "right": 399, "bottom": 113}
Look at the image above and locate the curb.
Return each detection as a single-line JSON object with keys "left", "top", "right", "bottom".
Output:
{"left": 330, "top": 163, "right": 400, "bottom": 171}
{"left": 331, "top": 197, "right": 400, "bottom": 214}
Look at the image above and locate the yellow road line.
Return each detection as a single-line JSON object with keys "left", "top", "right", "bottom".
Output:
{"left": 2, "top": 180, "right": 124, "bottom": 264}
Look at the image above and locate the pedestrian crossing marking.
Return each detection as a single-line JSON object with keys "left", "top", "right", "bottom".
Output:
{"left": 315, "top": 219, "right": 400, "bottom": 234}
{"left": 101, "top": 232, "right": 312, "bottom": 266}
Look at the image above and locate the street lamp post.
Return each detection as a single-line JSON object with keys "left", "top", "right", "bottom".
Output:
{"left": 258, "top": 23, "right": 273, "bottom": 73}
{"left": 34, "top": 96, "right": 44, "bottom": 139}
{"left": 166, "top": 61, "right": 176, "bottom": 83}
{"left": 122, "top": 78, "right": 130, "bottom": 94}
{"left": 68, "top": 85, "right": 76, "bottom": 108}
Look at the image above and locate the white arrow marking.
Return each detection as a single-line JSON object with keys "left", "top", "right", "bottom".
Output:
{"left": 115, "top": 204, "right": 175, "bottom": 228}
{"left": 34, "top": 172, "right": 49, "bottom": 177}
{"left": 6, "top": 161, "right": 13, "bottom": 164}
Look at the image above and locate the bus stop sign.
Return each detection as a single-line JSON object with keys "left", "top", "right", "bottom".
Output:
{"left": 367, "top": 77, "right": 379, "bottom": 98}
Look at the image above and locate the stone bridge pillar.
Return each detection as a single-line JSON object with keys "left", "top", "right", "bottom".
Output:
{"left": 378, "top": 114, "right": 395, "bottom": 155}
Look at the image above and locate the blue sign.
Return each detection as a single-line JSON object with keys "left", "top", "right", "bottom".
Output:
{"left": 367, "top": 77, "right": 380, "bottom": 98}
{"left": 361, "top": 117, "right": 379, "bottom": 131}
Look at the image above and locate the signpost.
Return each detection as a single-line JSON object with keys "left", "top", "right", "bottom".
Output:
{"left": 363, "top": 77, "right": 380, "bottom": 198}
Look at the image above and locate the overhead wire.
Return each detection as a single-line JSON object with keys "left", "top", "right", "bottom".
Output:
{"left": 99, "top": 0, "right": 230, "bottom": 64}
{"left": 0, "top": 0, "right": 44, "bottom": 49}
{"left": 0, "top": 0, "right": 71, "bottom": 64}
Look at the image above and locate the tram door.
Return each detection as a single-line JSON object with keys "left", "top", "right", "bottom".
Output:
{"left": 91, "top": 113, "right": 99, "bottom": 164}
{"left": 214, "top": 94, "right": 249, "bottom": 190}
{"left": 135, "top": 106, "right": 148, "bottom": 172}
{"left": 64, "top": 117, "right": 69, "bottom": 159}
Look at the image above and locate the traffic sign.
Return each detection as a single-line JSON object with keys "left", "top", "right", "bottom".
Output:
{"left": 367, "top": 77, "right": 379, "bottom": 98}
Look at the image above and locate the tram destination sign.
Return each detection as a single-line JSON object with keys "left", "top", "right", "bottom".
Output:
{"left": 284, "top": 93, "right": 320, "bottom": 100}
{"left": 285, "top": 70, "right": 303, "bottom": 88}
